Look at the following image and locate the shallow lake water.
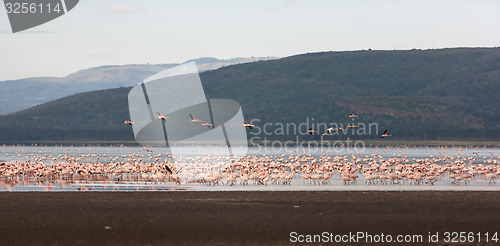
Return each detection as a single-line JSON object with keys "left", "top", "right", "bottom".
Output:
{"left": 1, "top": 145, "right": 499, "bottom": 191}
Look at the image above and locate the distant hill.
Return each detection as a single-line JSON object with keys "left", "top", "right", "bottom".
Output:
{"left": 0, "top": 57, "right": 276, "bottom": 113}
{"left": 202, "top": 48, "right": 499, "bottom": 140}
{"left": 0, "top": 48, "right": 498, "bottom": 143}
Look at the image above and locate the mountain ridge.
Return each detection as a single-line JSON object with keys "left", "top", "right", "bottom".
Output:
{"left": 0, "top": 48, "right": 498, "bottom": 143}
{"left": 0, "top": 57, "right": 277, "bottom": 113}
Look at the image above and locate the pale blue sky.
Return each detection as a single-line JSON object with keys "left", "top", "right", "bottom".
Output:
{"left": 1, "top": 0, "right": 499, "bottom": 80}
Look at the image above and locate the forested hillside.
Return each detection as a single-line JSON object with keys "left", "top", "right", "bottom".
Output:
{"left": 1, "top": 48, "right": 498, "bottom": 143}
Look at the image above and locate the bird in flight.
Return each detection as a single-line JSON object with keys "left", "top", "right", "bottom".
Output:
{"left": 243, "top": 122, "right": 256, "bottom": 129}
{"left": 121, "top": 120, "right": 134, "bottom": 126}
{"left": 157, "top": 112, "right": 169, "bottom": 122}
{"left": 347, "top": 124, "right": 360, "bottom": 128}
{"left": 189, "top": 113, "right": 203, "bottom": 123}
{"left": 333, "top": 127, "right": 344, "bottom": 131}
{"left": 381, "top": 130, "right": 392, "bottom": 138}
{"left": 348, "top": 113, "right": 359, "bottom": 118}
{"left": 325, "top": 127, "right": 340, "bottom": 135}
{"left": 325, "top": 127, "right": 335, "bottom": 135}
{"left": 307, "top": 128, "right": 317, "bottom": 135}
{"left": 201, "top": 121, "right": 214, "bottom": 129}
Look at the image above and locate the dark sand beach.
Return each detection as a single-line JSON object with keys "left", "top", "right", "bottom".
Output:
{"left": 0, "top": 191, "right": 499, "bottom": 245}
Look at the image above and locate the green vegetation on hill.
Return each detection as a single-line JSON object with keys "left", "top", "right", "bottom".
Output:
{"left": 0, "top": 48, "right": 498, "bottom": 143}
{"left": 202, "top": 48, "right": 499, "bottom": 140}
{"left": 0, "top": 87, "right": 133, "bottom": 142}
{"left": 0, "top": 57, "right": 275, "bottom": 113}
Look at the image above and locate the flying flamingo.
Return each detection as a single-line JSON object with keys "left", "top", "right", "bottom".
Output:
{"left": 325, "top": 127, "right": 335, "bottom": 135}
{"left": 189, "top": 113, "right": 203, "bottom": 123}
{"left": 243, "top": 122, "right": 256, "bottom": 129}
{"left": 201, "top": 121, "right": 214, "bottom": 129}
{"left": 121, "top": 120, "right": 134, "bottom": 126}
{"left": 157, "top": 112, "right": 169, "bottom": 122}
{"left": 307, "top": 128, "right": 317, "bottom": 135}
{"left": 381, "top": 130, "right": 392, "bottom": 138}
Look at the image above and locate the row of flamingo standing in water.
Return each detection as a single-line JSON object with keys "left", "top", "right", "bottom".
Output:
{"left": 1, "top": 147, "right": 499, "bottom": 187}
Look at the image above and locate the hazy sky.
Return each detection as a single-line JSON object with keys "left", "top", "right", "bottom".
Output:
{"left": 1, "top": 0, "right": 499, "bottom": 80}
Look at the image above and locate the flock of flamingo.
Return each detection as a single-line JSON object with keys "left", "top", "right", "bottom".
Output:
{"left": 1, "top": 145, "right": 499, "bottom": 190}
{"left": 0, "top": 114, "right": 497, "bottom": 190}
{"left": 122, "top": 112, "right": 389, "bottom": 138}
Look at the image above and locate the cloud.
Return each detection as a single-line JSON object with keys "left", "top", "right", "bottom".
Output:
{"left": 101, "top": 4, "right": 146, "bottom": 13}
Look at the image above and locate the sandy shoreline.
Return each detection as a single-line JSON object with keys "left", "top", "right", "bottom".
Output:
{"left": 0, "top": 191, "right": 499, "bottom": 245}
